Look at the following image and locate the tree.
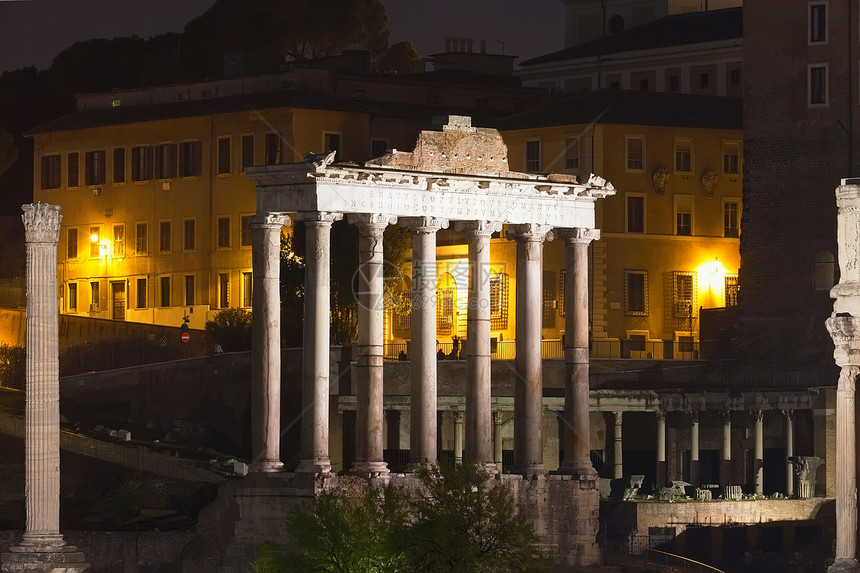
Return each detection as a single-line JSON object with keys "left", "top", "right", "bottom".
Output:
{"left": 204, "top": 307, "right": 252, "bottom": 352}
{"left": 376, "top": 41, "right": 421, "bottom": 75}
{"left": 0, "top": 129, "right": 19, "bottom": 179}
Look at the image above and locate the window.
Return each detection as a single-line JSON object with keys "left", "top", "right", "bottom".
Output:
{"left": 729, "top": 68, "right": 741, "bottom": 87}
{"left": 624, "top": 270, "right": 649, "bottom": 316}
{"left": 525, "top": 140, "right": 541, "bottom": 172}
{"left": 371, "top": 139, "right": 388, "bottom": 158}
{"left": 159, "top": 221, "right": 171, "bottom": 252}
{"left": 810, "top": 2, "right": 827, "bottom": 43}
{"left": 217, "top": 137, "right": 231, "bottom": 175}
{"left": 241, "top": 134, "right": 255, "bottom": 170}
{"left": 241, "top": 215, "right": 252, "bottom": 246}
{"left": 627, "top": 195, "right": 644, "bottom": 233}
{"left": 810, "top": 64, "right": 828, "bottom": 105}
{"left": 558, "top": 270, "right": 566, "bottom": 317}
{"left": 135, "top": 222, "right": 147, "bottom": 254}
{"left": 265, "top": 133, "right": 281, "bottom": 165}
{"left": 815, "top": 250, "right": 836, "bottom": 291}
{"left": 675, "top": 139, "right": 692, "bottom": 172}
{"left": 89, "top": 226, "right": 100, "bottom": 257}
{"left": 725, "top": 274, "right": 739, "bottom": 307}
{"left": 112, "top": 224, "right": 124, "bottom": 257}
{"left": 155, "top": 143, "right": 177, "bottom": 179}
{"left": 242, "top": 272, "right": 253, "bottom": 308}
{"left": 393, "top": 291, "right": 411, "bottom": 330}
{"left": 136, "top": 278, "right": 147, "bottom": 309}
{"left": 90, "top": 281, "right": 100, "bottom": 311}
{"left": 185, "top": 275, "right": 195, "bottom": 306}
{"left": 84, "top": 150, "right": 106, "bottom": 185}
{"left": 629, "top": 333, "right": 647, "bottom": 352}
{"left": 436, "top": 289, "right": 454, "bottom": 334}
{"left": 699, "top": 73, "right": 710, "bottom": 89}
{"left": 675, "top": 196, "right": 693, "bottom": 236}
{"left": 160, "top": 276, "right": 170, "bottom": 307}
{"left": 543, "top": 271, "right": 557, "bottom": 328}
{"left": 724, "top": 200, "right": 740, "bottom": 237}
{"left": 218, "top": 273, "right": 229, "bottom": 308}
{"left": 68, "top": 283, "right": 77, "bottom": 312}
{"left": 217, "top": 217, "right": 230, "bottom": 248}
{"left": 113, "top": 148, "right": 125, "bottom": 183}
{"left": 183, "top": 219, "right": 195, "bottom": 250}
{"left": 67, "top": 228, "right": 78, "bottom": 259}
{"left": 669, "top": 75, "right": 679, "bottom": 92}
{"left": 131, "top": 146, "right": 153, "bottom": 181}
{"left": 673, "top": 272, "right": 697, "bottom": 318}
{"left": 626, "top": 136, "right": 644, "bottom": 170}
{"left": 324, "top": 133, "right": 341, "bottom": 155}
{"left": 565, "top": 137, "right": 580, "bottom": 170}
{"left": 179, "top": 141, "right": 201, "bottom": 177}
{"left": 639, "top": 78, "right": 648, "bottom": 91}
{"left": 67, "top": 152, "right": 79, "bottom": 187}
{"left": 489, "top": 273, "right": 509, "bottom": 330}
{"left": 723, "top": 142, "right": 740, "bottom": 174}
{"left": 41, "top": 155, "right": 61, "bottom": 189}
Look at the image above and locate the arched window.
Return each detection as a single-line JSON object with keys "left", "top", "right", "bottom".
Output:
{"left": 814, "top": 250, "right": 835, "bottom": 291}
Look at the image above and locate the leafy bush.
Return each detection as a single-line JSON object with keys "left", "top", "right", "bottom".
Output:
{"left": 106, "top": 478, "right": 143, "bottom": 523}
{"left": 204, "top": 308, "right": 252, "bottom": 352}
{"left": 0, "top": 343, "right": 24, "bottom": 389}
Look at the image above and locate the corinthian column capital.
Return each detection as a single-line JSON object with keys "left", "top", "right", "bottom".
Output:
{"left": 556, "top": 227, "right": 601, "bottom": 244}
{"left": 22, "top": 203, "right": 62, "bottom": 243}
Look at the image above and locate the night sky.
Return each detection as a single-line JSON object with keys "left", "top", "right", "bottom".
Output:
{"left": 0, "top": 0, "right": 565, "bottom": 74}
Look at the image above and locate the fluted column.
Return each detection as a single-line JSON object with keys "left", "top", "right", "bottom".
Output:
{"left": 558, "top": 228, "right": 599, "bottom": 476}
{"left": 721, "top": 411, "right": 732, "bottom": 488}
{"left": 453, "top": 410, "right": 464, "bottom": 465}
{"left": 754, "top": 410, "right": 764, "bottom": 495}
{"left": 250, "top": 213, "right": 289, "bottom": 473}
{"left": 508, "top": 223, "right": 552, "bottom": 477}
{"left": 457, "top": 220, "right": 501, "bottom": 471}
{"left": 402, "top": 216, "right": 447, "bottom": 469}
{"left": 613, "top": 411, "right": 623, "bottom": 479}
{"left": 2, "top": 204, "right": 88, "bottom": 571}
{"left": 296, "top": 212, "right": 342, "bottom": 474}
{"left": 349, "top": 214, "right": 394, "bottom": 477}
{"left": 656, "top": 410, "right": 666, "bottom": 489}
{"left": 785, "top": 410, "right": 795, "bottom": 497}
{"left": 690, "top": 411, "right": 700, "bottom": 486}
{"left": 493, "top": 410, "right": 503, "bottom": 473}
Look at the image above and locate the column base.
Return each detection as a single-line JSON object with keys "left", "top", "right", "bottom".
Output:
{"left": 296, "top": 457, "right": 332, "bottom": 474}
{"left": 554, "top": 463, "right": 599, "bottom": 481}
{"left": 514, "top": 463, "right": 546, "bottom": 479}
{"left": 2, "top": 540, "right": 89, "bottom": 573}
{"left": 829, "top": 558, "right": 860, "bottom": 573}
{"left": 249, "top": 460, "right": 284, "bottom": 473}
{"left": 349, "top": 461, "right": 390, "bottom": 478}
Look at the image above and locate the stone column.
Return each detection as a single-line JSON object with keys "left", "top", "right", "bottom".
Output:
{"left": 754, "top": 410, "right": 764, "bottom": 495}
{"left": 613, "top": 411, "right": 623, "bottom": 479}
{"left": 656, "top": 410, "right": 667, "bottom": 489}
{"left": 557, "top": 228, "right": 599, "bottom": 477}
{"left": 1, "top": 204, "right": 88, "bottom": 572}
{"left": 721, "top": 411, "right": 732, "bottom": 488}
{"left": 453, "top": 410, "right": 464, "bottom": 465}
{"left": 296, "top": 212, "right": 342, "bottom": 474}
{"left": 348, "top": 214, "right": 394, "bottom": 477}
{"left": 402, "top": 217, "right": 447, "bottom": 469}
{"left": 690, "top": 411, "right": 700, "bottom": 486}
{"left": 457, "top": 220, "right": 500, "bottom": 471}
{"left": 493, "top": 410, "right": 503, "bottom": 473}
{"left": 249, "top": 213, "right": 289, "bottom": 473}
{"left": 785, "top": 410, "right": 795, "bottom": 497}
{"left": 508, "top": 223, "right": 552, "bottom": 477}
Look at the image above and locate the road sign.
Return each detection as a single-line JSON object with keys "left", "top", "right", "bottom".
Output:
{"left": 180, "top": 332, "right": 190, "bottom": 343}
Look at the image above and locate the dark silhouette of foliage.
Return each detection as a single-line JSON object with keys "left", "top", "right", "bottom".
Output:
{"left": 376, "top": 41, "right": 421, "bottom": 75}
{"left": 204, "top": 307, "right": 252, "bottom": 351}
{"left": 0, "top": 343, "right": 24, "bottom": 389}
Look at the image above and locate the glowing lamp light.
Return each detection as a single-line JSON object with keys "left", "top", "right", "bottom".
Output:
{"left": 697, "top": 257, "right": 726, "bottom": 293}
{"left": 90, "top": 233, "right": 99, "bottom": 243}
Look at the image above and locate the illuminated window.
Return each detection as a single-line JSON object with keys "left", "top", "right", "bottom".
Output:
{"left": 673, "top": 272, "right": 697, "bottom": 318}
{"left": 179, "top": 141, "right": 201, "bottom": 177}
{"left": 810, "top": 2, "right": 827, "bottom": 43}
{"left": 136, "top": 278, "right": 147, "bottom": 309}
{"left": 723, "top": 142, "right": 740, "bottom": 174}
{"left": 67, "top": 228, "right": 78, "bottom": 259}
{"left": 241, "top": 215, "right": 253, "bottom": 247}
{"left": 136, "top": 222, "right": 147, "bottom": 254}
{"left": 68, "top": 283, "right": 77, "bottom": 312}
{"left": 89, "top": 226, "right": 100, "bottom": 258}
{"left": 490, "top": 273, "right": 509, "bottom": 330}
{"left": 41, "top": 155, "right": 61, "bottom": 189}
{"left": 565, "top": 137, "right": 580, "bottom": 170}
{"left": 218, "top": 273, "right": 229, "bottom": 309}
{"left": 183, "top": 219, "right": 195, "bottom": 251}
{"left": 159, "top": 221, "right": 171, "bottom": 252}
{"left": 112, "top": 224, "right": 124, "bottom": 257}
{"left": 185, "top": 275, "right": 195, "bottom": 306}
{"left": 265, "top": 133, "right": 281, "bottom": 165}
{"left": 675, "top": 196, "right": 693, "bottom": 236}
{"left": 627, "top": 194, "right": 645, "bottom": 233}
{"left": 725, "top": 274, "right": 739, "bottom": 307}
{"left": 724, "top": 201, "right": 740, "bottom": 238}
{"left": 625, "top": 270, "right": 649, "bottom": 316}
{"left": 217, "top": 136, "right": 231, "bottom": 175}
{"left": 526, "top": 140, "right": 541, "bottom": 172}
{"left": 67, "top": 152, "right": 79, "bottom": 187}
{"left": 131, "top": 146, "right": 153, "bottom": 181}
{"left": 241, "top": 134, "right": 255, "bottom": 170}
{"left": 242, "top": 272, "right": 253, "bottom": 308}
{"left": 437, "top": 289, "right": 455, "bottom": 334}
{"left": 393, "top": 291, "right": 411, "bottom": 330}
{"left": 160, "top": 276, "right": 170, "bottom": 307}
{"left": 113, "top": 148, "right": 125, "bottom": 183}
{"left": 90, "top": 281, "right": 100, "bottom": 311}
{"left": 810, "top": 64, "right": 828, "bottom": 106}
{"left": 626, "top": 136, "right": 644, "bottom": 171}
{"left": 675, "top": 139, "right": 692, "bottom": 173}
{"left": 155, "top": 143, "right": 177, "bottom": 179}
{"left": 543, "top": 271, "right": 557, "bottom": 328}
{"left": 217, "top": 217, "right": 230, "bottom": 248}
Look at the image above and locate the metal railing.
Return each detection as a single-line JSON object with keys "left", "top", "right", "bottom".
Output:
{"left": 641, "top": 548, "right": 726, "bottom": 573}
{"left": 605, "top": 535, "right": 726, "bottom": 573}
